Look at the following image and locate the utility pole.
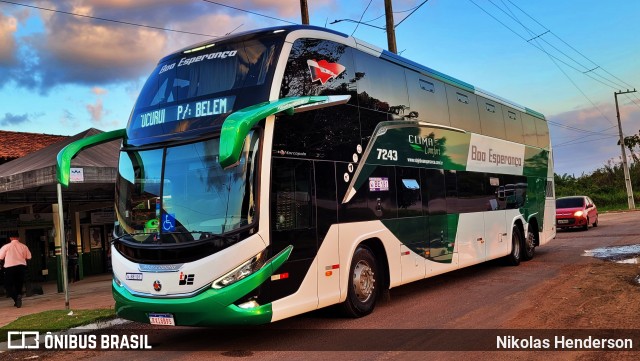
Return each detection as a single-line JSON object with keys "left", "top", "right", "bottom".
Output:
{"left": 300, "top": 0, "right": 309, "bottom": 25}
{"left": 614, "top": 89, "right": 637, "bottom": 209}
{"left": 384, "top": 0, "right": 397, "bottom": 53}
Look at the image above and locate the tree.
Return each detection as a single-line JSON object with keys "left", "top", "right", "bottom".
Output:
{"left": 618, "top": 129, "right": 640, "bottom": 163}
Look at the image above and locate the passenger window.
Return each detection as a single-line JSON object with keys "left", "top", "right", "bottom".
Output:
{"left": 456, "top": 171, "right": 492, "bottom": 213}
{"left": 501, "top": 175, "right": 527, "bottom": 209}
{"left": 405, "top": 70, "right": 450, "bottom": 126}
{"left": 353, "top": 51, "right": 409, "bottom": 120}
{"left": 280, "top": 38, "right": 357, "bottom": 104}
{"left": 504, "top": 107, "right": 524, "bottom": 143}
{"left": 445, "top": 85, "right": 481, "bottom": 134}
{"left": 445, "top": 170, "right": 459, "bottom": 214}
{"left": 422, "top": 168, "right": 446, "bottom": 215}
{"left": 478, "top": 98, "right": 506, "bottom": 140}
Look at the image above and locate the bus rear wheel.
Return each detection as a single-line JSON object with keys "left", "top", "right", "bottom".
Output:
{"left": 522, "top": 229, "right": 536, "bottom": 261}
{"left": 341, "top": 246, "right": 378, "bottom": 318}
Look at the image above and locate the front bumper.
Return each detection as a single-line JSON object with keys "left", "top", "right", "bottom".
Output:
{"left": 556, "top": 216, "right": 587, "bottom": 228}
{"left": 113, "top": 245, "right": 292, "bottom": 326}
{"left": 113, "top": 282, "right": 272, "bottom": 326}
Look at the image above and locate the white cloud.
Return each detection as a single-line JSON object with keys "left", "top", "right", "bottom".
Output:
{"left": 0, "top": 13, "right": 18, "bottom": 66}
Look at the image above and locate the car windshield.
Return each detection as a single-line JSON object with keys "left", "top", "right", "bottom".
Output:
{"left": 556, "top": 197, "right": 585, "bottom": 208}
{"left": 115, "top": 131, "right": 260, "bottom": 244}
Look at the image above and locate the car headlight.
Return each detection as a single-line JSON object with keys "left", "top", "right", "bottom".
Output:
{"left": 574, "top": 210, "right": 584, "bottom": 217}
{"left": 212, "top": 250, "right": 266, "bottom": 289}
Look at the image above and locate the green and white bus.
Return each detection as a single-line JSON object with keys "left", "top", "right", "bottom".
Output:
{"left": 58, "top": 25, "right": 555, "bottom": 326}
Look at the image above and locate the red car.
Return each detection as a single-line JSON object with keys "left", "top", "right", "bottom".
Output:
{"left": 556, "top": 196, "right": 598, "bottom": 231}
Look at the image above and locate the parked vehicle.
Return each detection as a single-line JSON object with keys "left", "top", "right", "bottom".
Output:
{"left": 556, "top": 196, "right": 598, "bottom": 231}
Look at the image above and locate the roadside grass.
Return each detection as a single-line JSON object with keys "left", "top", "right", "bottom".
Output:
{"left": 0, "top": 309, "right": 115, "bottom": 342}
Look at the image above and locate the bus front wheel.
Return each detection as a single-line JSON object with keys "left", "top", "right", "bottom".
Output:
{"left": 342, "top": 246, "right": 378, "bottom": 318}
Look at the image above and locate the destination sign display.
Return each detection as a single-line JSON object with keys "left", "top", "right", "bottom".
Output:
{"left": 131, "top": 96, "right": 235, "bottom": 130}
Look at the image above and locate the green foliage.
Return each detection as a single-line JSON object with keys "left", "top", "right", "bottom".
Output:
{"left": 0, "top": 309, "right": 115, "bottom": 341}
{"left": 555, "top": 160, "right": 640, "bottom": 211}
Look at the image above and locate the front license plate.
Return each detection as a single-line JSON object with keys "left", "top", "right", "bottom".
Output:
{"left": 558, "top": 219, "right": 569, "bottom": 224}
{"left": 149, "top": 313, "right": 175, "bottom": 326}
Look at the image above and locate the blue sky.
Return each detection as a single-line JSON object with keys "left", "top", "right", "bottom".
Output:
{"left": 1, "top": 0, "right": 639, "bottom": 176}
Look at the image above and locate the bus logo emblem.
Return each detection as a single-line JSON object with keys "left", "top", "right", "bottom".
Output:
{"left": 153, "top": 280, "right": 162, "bottom": 292}
{"left": 307, "top": 59, "right": 345, "bottom": 84}
{"left": 179, "top": 272, "right": 195, "bottom": 285}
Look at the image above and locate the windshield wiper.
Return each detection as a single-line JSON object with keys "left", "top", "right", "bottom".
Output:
{"left": 189, "top": 231, "right": 238, "bottom": 244}
{"left": 111, "top": 232, "right": 158, "bottom": 244}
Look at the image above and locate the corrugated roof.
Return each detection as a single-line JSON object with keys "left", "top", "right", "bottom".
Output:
{"left": 0, "top": 128, "right": 120, "bottom": 178}
{"left": 0, "top": 130, "right": 69, "bottom": 159}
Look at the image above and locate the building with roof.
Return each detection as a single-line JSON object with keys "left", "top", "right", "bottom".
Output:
{"left": 0, "top": 130, "right": 68, "bottom": 166}
{"left": 0, "top": 128, "right": 120, "bottom": 291}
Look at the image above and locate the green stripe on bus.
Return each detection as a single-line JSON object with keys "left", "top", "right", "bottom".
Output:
{"left": 525, "top": 107, "right": 546, "bottom": 120}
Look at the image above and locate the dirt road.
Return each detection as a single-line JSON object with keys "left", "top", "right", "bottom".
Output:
{"left": 6, "top": 211, "right": 640, "bottom": 360}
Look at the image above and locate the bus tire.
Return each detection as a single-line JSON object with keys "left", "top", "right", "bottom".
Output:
{"left": 522, "top": 229, "right": 536, "bottom": 261}
{"left": 341, "top": 246, "right": 378, "bottom": 318}
{"left": 505, "top": 226, "right": 522, "bottom": 266}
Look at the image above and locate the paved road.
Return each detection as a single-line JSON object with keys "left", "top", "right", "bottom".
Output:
{"left": 9, "top": 211, "right": 640, "bottom": 360}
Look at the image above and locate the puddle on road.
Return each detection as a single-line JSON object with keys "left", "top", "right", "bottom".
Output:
{"left": 583, "top": 244, "right": 640, "bottom": 264}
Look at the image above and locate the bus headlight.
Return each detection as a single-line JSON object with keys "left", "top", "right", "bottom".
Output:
{"left": 212, "top": 251, "right": 266, "bottom": 289}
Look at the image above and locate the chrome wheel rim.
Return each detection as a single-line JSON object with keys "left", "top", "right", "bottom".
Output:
{"left": 353, "top": 260, "right": 375, "bottom": 302}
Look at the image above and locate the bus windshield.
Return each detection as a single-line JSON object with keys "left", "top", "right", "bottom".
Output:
{"left": 115, "top": 131, "right": 260, "bottom": 244}
{"left": 127, "top": 36, "right": 281, "bottom": 140}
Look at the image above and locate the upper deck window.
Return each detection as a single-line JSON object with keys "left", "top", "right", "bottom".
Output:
{"left": 136, "top": 39, "right": 277, "bottom": 110}
{"left": 127, "top": 36, "right": 282, "bottom": 142}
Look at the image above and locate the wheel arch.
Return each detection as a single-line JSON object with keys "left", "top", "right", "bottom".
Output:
{"left": 513, "top": 217, "right": 525, "bottom": 242}
{"left": 357, "top": 237, "right": 390, "bottom": 295}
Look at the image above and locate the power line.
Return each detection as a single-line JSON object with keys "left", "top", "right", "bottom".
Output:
{"left": 505, "top": 0, "right": 634, "bottom": 91}
{"left": 474, "top": 0, "right": 629, "bottom": 150}
{"left": 554, "top": 135, "right": 619, "bottom": 148}
{"left": 494, "top": 0, "right": 618, "bottom": 129}
{"left": 503, "top": 0, "right": 640, "bottom": 109}
{"left": 0, "top": 0, "right": 219, "bottom": 37}
{"left": 362, "top": 2, "right": 424, "bottom": 24}
{"left": 395, "top": 0, "right": 430, "bottom": 28}
{"left": 548, "top": 121, "right": 617, "bottom": 136}
{"left": 200, "top": 0, "right": 297, "bottom": 25}
{"left": 489, "top": 0, "right": 622, "bottom": 90}
{"left": 469, "top": 0, "right": 618, "bottom": 134}
{"left": 549, "top": 123, "right": 618, "bottom": 147}
{"left": 351, "top": 0, "right": 373, "bottom": 36}
{"left": 467, "top": 0, "right": 624, "bottom": 92}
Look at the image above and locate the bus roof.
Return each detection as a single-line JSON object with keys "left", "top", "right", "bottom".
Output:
{"left": 165, "top": 25, "right": 545, "bottom": 121}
